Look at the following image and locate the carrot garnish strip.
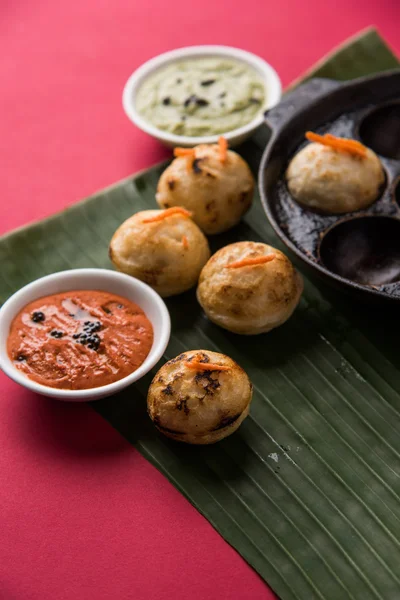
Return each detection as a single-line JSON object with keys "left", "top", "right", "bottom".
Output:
{"left": 305, "top": 131, "right": 367, "bottom": 158}
{"left": 225, "top": 254, "right": 276, "bottom": 269}
{"left": 182, "top": 235, "right": 189, "bottom": 249}
{"left": 218, "top": 136, "right": 228, "bottom": 163}
{"left": 184, "top": 361, "right": 230, "bottom": 371}
{"left": 173, "top": 147, "right": 196, "bottom": 172}
{"left": 142, "top": 207, "right": 192, "bottom": 223}
{"left": 173, "top": 147, "right": 195, "bottom": 157}
{"left": 324, "top": 134, "right": 367, "bottom": 153}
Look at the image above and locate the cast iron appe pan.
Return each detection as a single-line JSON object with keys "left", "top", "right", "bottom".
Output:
{"left": 258, "top": 70, "right": 400, "bottom": 303}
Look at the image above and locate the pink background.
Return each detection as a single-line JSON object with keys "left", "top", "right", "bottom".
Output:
{"left": 1, "top": 2, "right": 399, "bottom": 599}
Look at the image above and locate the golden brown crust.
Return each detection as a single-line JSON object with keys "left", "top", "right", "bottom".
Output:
{"left": 147, "top": 350, "right": 253, "bottom": 444}
{"left": 197, "top": 241, "right": 303, "bottom": 335}
{"left": 156, "top": 144, "right": 254, "bottom": 235}
{"left": 109, "top": 209, "right": 210, "bottom": 297}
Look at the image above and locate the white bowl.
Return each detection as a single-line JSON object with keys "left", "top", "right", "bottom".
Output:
{"left": 0, "top": 269, "right": 171, "bottom": 401}
{"left": 122, "top": 45, "right": 282, "bottom": 148}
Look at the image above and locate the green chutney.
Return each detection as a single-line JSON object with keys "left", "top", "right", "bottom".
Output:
{"left": 135, "top": 57, "right": 266, "bottom": 136}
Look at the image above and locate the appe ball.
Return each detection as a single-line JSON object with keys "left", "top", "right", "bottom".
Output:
{"left": 197, "top": 241, "right": 303, "bottom": 335}
{"left": 109, "top": 208, "right": 210, "bottom": 297}
{"left": 147, "top": 350, "right": 253, "bottom": 444}
{"left": 286, "top": 142, "right": 384, "bottom": 214}
{"left": 156, "top": 142, "right": 254, "bottom": 234}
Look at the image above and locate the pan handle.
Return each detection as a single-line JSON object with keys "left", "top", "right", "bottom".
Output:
{"left": 264, "top": 78, "right": 342, "bottom": 132}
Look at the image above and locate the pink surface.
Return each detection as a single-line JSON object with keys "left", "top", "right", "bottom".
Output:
{"left": 1, "top": 1, "right": 399, "bottom": 599}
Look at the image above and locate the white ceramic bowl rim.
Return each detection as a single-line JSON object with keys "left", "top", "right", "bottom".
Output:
{"left": 0, "top": 269, "right": 171, "bottom": 401}
{"left": 122, "top": 45, "right": 282, "bottom": 146}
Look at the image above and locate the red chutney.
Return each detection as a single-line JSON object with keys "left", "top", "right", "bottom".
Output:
{"left": 7, "top": 290, "right": 154, "bottom": 390}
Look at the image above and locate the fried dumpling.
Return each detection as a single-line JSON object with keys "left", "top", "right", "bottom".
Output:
{"left": 286, "top": 132, "right": 384, "bottom": 214}
{"left": 197, "top": 241, "right": 303, "bottom": 335}
{"left": 147, "top": 350, "right": 253, "bottom": 444}
{"left": 109, "top": 207, "right": 210, "bottom": 297}
{"left": 156, "top": 139, "right": 254, "bottom": 234}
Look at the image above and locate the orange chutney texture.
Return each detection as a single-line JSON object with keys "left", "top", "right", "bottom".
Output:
{"left": 7, "top": 290, "right": 154, "bottom": 390}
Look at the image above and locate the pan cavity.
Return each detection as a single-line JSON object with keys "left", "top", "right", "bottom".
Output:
{"left": 359, "top": 103, "right": 400, "bottom": 159}
{"left": 319, "top": 216, "right": 400, "bottom": 286}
